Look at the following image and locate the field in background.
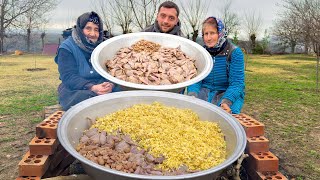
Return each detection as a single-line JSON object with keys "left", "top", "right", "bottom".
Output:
{"left": 0, "top": 54, "right": 60, "bottom": 179}
{"left": 0, "top": 54, "right": 319, "bottom": 179}
{"left": 242, "top": 54, "right": 320, "bottom": 179}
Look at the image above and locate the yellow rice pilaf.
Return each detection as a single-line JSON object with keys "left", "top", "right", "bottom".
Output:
{"left": 92, "top": 102, "right": 226, "bottom": 171}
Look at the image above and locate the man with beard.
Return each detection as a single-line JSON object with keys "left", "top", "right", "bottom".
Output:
{"left": 143, "top": 1, "right": 183, "bottom": 36}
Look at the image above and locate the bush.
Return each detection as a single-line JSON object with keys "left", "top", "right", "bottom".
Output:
{"left": 252, "top": 43, "right": 264, "bottom": 54}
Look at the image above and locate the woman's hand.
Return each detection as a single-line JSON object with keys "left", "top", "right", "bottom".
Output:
{"left": 90, "top": 82, "right": 114, "bottom": 95}
{"left": 187, "top": 92, "right": 198, "bottom": 98}
{"left": 220, "top": 103, "right": 231, "bottom": 114}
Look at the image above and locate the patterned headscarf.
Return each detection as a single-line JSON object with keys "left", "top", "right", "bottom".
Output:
{"left": 202, "top": 16, "right": 228, "bottom": 55}
{"left": 72, "top": 11, "right": 104, "bottom": 53}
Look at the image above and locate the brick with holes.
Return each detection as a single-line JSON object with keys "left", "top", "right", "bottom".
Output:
{"left": 232, "top": 113, "right": 265, "bottom": 137}
{"left": 257, "top": 171, "right": 288, "bottom": 180}
{"left": 36, "top": 111, "right": 63, "bottom": 138}
{"left": 29, "top": 136, "right": 59, "bottom": 155}
{"left": 248, "top": 151, "right": 279, "bottom": 172}
{"left": 246, "top": 136, "right": 269, "bottom": 153}
{"left": 18, "top": 151, "right": 51, "bottom": 177}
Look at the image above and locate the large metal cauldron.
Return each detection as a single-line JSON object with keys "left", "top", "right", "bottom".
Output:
{"left": 91, "top": 32, "right": 213, "bottom": 92}
{"left": 58, "top": 91, "right": 246, "bottom": 180}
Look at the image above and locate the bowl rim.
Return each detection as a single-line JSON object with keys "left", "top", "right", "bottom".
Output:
{"left": 91, "top": 32, "right": 213, "bottom": 90}
{"left": 58, "top": 91, "right": 246, "bottom": 179}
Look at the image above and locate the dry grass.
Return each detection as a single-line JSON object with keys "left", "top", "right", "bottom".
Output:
{"left": 0, "top": 53, "right": 319, "bottom": 179}
{"left": 0, "top": 54, "right": 60, "bottom": 179}
{"left": 243, "top": 54, "right": 320, "bottom": 180}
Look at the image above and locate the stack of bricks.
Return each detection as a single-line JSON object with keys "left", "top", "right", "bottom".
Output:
{"left": 231, "top": 113, "right": 288, "bottom": 180}
{"left": 16, "top": 107, "right": 288, "bottom": 179}
{"left": 16, "top": 110, "right": 75, "bottom": 180}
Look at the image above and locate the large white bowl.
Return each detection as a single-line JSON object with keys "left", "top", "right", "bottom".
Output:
{"left": 91, "top": 32, "right": 213, "bottom": 92}
{"left": 58, "top": 91, "right": 246, "bottom": 180}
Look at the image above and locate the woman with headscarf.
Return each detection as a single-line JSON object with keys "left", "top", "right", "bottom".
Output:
{"left": 187, "top": 17, "right": 245, "bottom": 114}
{"left": 55, "top": 11, "right": 115, "bottom": 111}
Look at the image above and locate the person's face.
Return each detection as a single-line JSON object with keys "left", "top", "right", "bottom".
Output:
{"left": 83, "top": 22, "right": 99, "bottom": 43}
{"left": 203, "top": 24, "right": 219, "bottom": 48}
{"left": 156, "top": 7, "right": 178, "bottom": 33}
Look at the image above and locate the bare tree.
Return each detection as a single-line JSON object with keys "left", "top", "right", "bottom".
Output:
{"left": 128, "top": 0, "right": 161, "bottom": 30}
{"left": 0, "top": 0, "right": 41, "bottom": 53}
{"left": 93, "top": 0, "right": 133, "bottom": 34}
{"left": 307, "top": 0, "right": 320, "bottom": 91}
{"left": 242, "top": 11, "right": 262, "bottom": 53}
{"left": 305, "top": 0, "right": 320, "bottom": 51}
{"left": 178, "top": 0, "right": 210, "bottom": 42}
{"left": 17, "top": 0, "right": 57, "bottom": 52}
{"left": 110, "top": 0, "right": 133, "bottom": 34}
{"left": 273, "top": 11, "right": 301, "bottom": 53}
{"left": 280, "top": 0, "right": 320, "bottom": 90}
{"left": 219, "top": 0, "right": 240, "bottom": 36}
{"left": 40, "top": 31, "right": 45, "bottom": 49}
{"left": 282, "top": 0, "right": 313, "bottom": 54}
{"left": 315, "top": 41, "right": 320, "bottom": 91}
{"left": 92, "top": 0, "right": 114, "bottom": 36}
{"left": 181, "top": 21, "right": 191, "bottom": 40}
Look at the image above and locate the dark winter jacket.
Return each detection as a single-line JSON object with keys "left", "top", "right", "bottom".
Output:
{"left": 142, "top": 20, "right": 184, "bottom": 36}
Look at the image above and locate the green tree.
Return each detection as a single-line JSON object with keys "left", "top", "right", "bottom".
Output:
{"left": 232, "top": 30, "right": 239, "bottom": 45}
{"left": 261, "top": 29, "right": 270, "bottom": 54}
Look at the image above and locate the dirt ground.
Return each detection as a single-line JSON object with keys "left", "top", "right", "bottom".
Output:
{"left": 242, "top": 103, "right": 320, "bottom": 180}
{"left": 0, "top": 113, "right": 41, "bottom": 180}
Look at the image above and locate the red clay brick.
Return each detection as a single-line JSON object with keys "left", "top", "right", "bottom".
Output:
{"left": 232, "top": 113, "right": 265, "bottom": 137}
{"left": 244, "top": 164, "right": 287, "bottom": 180}
{"left": 246, "top": 136, "right": 269, "bottom": 153}
{"left": 29, "top": 136, "right": 59, "bottom": 155}
{"left": 243, "top": 157, "right": 286, "bottom": 180}
{"left": 36, "top": 111, "right": 64, "bottom": 138}
{"left": 248, "top": 151, "right": 279, "bottom": 172}
{"left": 16, "top": 177, "right": 41, "bottom": 180}
{"left": 18, "top": 151, "right": 51, "bottom": 177}
{"left": 257, "top": 171, "right": 288, "bottom": 180}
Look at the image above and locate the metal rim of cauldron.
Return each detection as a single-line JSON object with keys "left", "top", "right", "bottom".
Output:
{"left": 58, "top": 91, "right": 247, "bottom": 179}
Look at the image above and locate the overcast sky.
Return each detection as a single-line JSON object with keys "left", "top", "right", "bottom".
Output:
{"left": 47, "top": 0, "right": 283, "bottom": 39}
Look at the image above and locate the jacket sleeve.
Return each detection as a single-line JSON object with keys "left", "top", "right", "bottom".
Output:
{"left": 187, "top": 55, "right": 214, "bottom": 95}
{"left": 187, "top": 80, "right": 202, "bottom": 96}
{"left": 221, "top": 48, "right": 245, "bottom": 103}
{"left": 56, "top": 48, "right": 96, "bottom": 90}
